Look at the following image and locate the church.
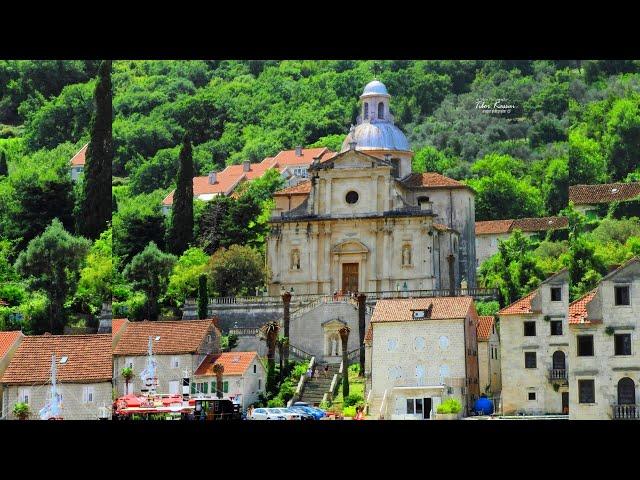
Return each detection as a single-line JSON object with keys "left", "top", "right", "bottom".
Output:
{"left": 267, "top": 80, "right": 476, "bottom": 296}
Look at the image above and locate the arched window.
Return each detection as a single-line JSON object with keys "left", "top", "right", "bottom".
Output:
{"left": 378, "top": 102, "right": 384, "bottom": 119}
{"left": 618, "top": 377, "right": 636, "bottom": 405}
{"left": 552, "top": 350, "right": 565, "bottom": 370}
{"left": 364, "top": 102, "right": 369, "bottom": 119}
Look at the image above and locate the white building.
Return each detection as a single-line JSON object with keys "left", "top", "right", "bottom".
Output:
{"left": 69, "top": 143, "right": 87, "bottom": 182}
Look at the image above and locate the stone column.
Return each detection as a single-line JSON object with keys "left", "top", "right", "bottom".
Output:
{"left": 357, "top": 293, "right": 367, "bottom": 377}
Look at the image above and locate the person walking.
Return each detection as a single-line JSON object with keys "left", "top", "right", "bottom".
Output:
{"left": 323, "top": 364, "right": 330, "bottom": 378}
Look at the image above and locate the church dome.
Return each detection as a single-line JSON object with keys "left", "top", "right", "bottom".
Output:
{"left": 361, "top": 80, "right": 389, "bottom": 98}
{"left": 341, "top": 122, "right": 410, "bottom": 152}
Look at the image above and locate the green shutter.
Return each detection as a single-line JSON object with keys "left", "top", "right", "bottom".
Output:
{"left": 203, "top": 382, "right": 208, "bottom": 393}
{"left": 223, "top": 381, "right": 229, "bottom": 393}
{"left": 191, "top": 382, "right": 195, "bottom": 394}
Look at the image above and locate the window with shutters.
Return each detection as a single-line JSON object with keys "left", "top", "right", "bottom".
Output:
{"left": 223, "top": 381, "right": 229, "bottom": 393}
{"left": 614, "top": 334, "right": 632, "bottom": 356}
{"left": 578, "top": 379, "right": 595, "bottom": 403}
{"left": 83, "top": 386, "right": 95, "bottom": 403}
{"left": 615, "top": 286, "right": 630, "bottom": 306}
{"left": 524, "top": 352, "right": 537, "bottom": 369}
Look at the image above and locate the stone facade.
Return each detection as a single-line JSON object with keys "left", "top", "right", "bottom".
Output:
{"left": 569, "top": 257, "right": 640, "bottom": 420}
{"left": 478, "top": 319, "right": 501, "bottom": 395}
{"left": 499, "top": 270, "right": 570, "bottom": 415}
{"left": 3, "top": 382, "right": 112, "bottom": 420}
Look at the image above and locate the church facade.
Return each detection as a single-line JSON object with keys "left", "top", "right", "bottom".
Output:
{"left": 267, "top": 81, "right": 476, "bottom": 296}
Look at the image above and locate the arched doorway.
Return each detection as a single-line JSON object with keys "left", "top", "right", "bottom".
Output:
{"left": 618, "top": 377, "right": 636, "bottom": 405}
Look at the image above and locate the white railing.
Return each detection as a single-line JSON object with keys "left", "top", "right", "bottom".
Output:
{"left": 288, "top": 356, "right": 315, "bottom": 407}
{"left": 612, "top": 404, "right": 640, "bottom": 419}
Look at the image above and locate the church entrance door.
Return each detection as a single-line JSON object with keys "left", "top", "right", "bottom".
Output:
{"left": 342, "top": 263, "right": 359, "bottom": 293}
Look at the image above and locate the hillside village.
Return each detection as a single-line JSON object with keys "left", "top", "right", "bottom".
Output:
{"left": 0, "top": 61, "right": 639, "bottom": 420}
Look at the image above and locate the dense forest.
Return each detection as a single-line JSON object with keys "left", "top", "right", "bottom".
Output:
{"left": 1, "top": 60, "right": 639, "bottom": 331}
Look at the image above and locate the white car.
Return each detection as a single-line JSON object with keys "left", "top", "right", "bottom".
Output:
{"left": 249, "top": 408, "right": 286, "bottom": 420}
{"left": 270, "top": 408, "right": 302, "bottom": 420}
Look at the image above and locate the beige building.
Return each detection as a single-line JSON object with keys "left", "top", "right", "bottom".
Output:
{"left": 0, "top": 331, "right": 24, "bottom": 418}
{"left": 267, "top": 81, "right": 476, "bottom": 296}
{"left": 498, "top": 270, "right": 570, "bottom": 415}
{"left": 569, "top": 182, "right": 640, "bottom": 218}
{"left": 193, "top": 351, "right": 266, "bottom": 411}
{"left": 475, "top": 216, "right": 568, "bottom": 269}
{"left": 69, "top": 143, "right": 87, "bottom": 182}
{"left": 568, "top": 257, "right": 640, "bottom": 420}
{"left": 112, "top": 319, "right": 221, "bottom": 396}
{"left": 477, "top": 316, "right": 501, "bottom": 395}
{"left": 364, "top": 297, "right": 480, "bottom": 419}
{"left": 1, "top": 334, "right": 112, "bottom": 420}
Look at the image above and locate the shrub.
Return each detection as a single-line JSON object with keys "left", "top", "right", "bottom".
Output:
{"left": 278, "top": 380, "right": 295, "bottom": 402}
{"left": 343, "top": 393, "right": 364, "bottom": 408}
{"left": 437, "top": 398, "right": 462, "bottom": 414}
{"left": 291, "top": 361, "right": 309, "bottom": 379}
{"left": 348, "top": 363, "right": 360, "bottom": 374}
{"left": 12, "top": 402, "right": 30, "bottom": 419}
{"left": 342, "top": 405, "right": 357, "bottom": 417}
{"left": 267, "top": 397, "right": 285, "bottom": 408}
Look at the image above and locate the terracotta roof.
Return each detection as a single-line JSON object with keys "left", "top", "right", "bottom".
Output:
{"left": 569, "top": 182, "right": 640, "bottom": 205}
{"left": 477, "top": 316, "right": 495, "bottom": 341}
{"left": 364, "top": 324, "right": 373, "bottom": 345}
{"left": 69, "top": 143, "right": 88, "bottom": 166}
{"left": 498, "top": 290, "right": 538, "bottom": 316}
{"left": 194, "top": 352, "right": 260, "bottom": 377}
{"left": 569, "top": 290, "right": 598, "bottom": 325}
{"left": 402, "top": 172, "right": 469, "bottom": 189}
{"left": 1, "top": 334, "right": 112, "bottom": 385}
{"left": 476, "top": 216, "right": 567, "bottom": 235}
{"left": 113, "top": 320, "right": 219, "bottom": 356}
{"left": 433, "top": 223, "right": 457, "bottom": 233}
{"left": 274, "top": 180, "right": 312, "bottom": 196}
{"left": 268, "top": 148, "right": 333, "bottom": 168}
{"left": 371, "top": 297, "right": 474, "bottom": 323}
{"left": 113, "top": 318, "right": 128, "bottom": 336}
{"left": 0, "top": 331, "right": 23, "bottom": 358}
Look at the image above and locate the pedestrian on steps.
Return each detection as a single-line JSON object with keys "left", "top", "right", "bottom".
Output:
{"left": 323, "top": 364, "right": 330, "bottom": 378}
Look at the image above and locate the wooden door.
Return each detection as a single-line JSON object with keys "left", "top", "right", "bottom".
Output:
{"left": 341, "top": 263, "right": 359, "bottom": 293}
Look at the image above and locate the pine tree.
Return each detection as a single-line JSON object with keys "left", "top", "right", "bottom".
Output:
{"left": 167, "top": 135, "right": 194, "bottom": 255}
{"left": 0, "top": 151, "right": 7, "bottom": 176}
{"left": 77, "top": 60, "right": 112, "bottom": 240}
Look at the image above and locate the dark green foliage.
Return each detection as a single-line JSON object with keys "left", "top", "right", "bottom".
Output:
{"left": 77, "top": 60, "right": 113, "bottom": 240}
{"left": 14, "top": 219, "right": 91, "bottom": 334}
{"left": 0, "top": 151, "right": 7, "bottom": 176}
{"left": 197, "top": 273, "right": 208, "bottom": 319}
{"left": 167, "top": 136, "right": 194, "bottom": 255}
{"left": 122, "top": 242, "right": 176, "bottom": 320}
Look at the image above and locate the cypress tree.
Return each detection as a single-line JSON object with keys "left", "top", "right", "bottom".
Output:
{"left": 197, "top": 273, "right": 208, "bottom": 319}
{"left": 0, "top": 151, "right": 7, "bottom": 176}
{"left": 77, "top": 60, "right": 112, "bottom": 239}
{"left": 167, "top": 135, "right": 194, "bottom": 255}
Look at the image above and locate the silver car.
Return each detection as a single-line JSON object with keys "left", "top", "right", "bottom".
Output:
{"left": 249, "top": 408, "right": 286, "bottom": 420}
{"left": 270, "top": 408, "right": 302, "bottom": 420}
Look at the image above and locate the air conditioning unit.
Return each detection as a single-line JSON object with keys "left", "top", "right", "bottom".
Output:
{"left": 412, "top": 310, "right": 425, "bottom": 319}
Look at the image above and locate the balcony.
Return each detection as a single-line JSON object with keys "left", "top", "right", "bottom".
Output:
{"left": 612, "top": 404, "right": 640, "bottom": 420}
{"left": 548, "top": 368, "right": 568, "bottom": 384}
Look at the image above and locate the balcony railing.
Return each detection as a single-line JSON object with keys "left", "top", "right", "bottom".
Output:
{"left": 612, "top": 404, "right": 640, "bottom": 420}
{"left": 549, "top": 368, "right": 568, "bottom": 382}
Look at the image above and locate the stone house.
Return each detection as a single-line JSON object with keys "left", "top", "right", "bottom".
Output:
{"left": 568, "top": 182, "right": 640, "bottom": 219}
{"left": 1, "top": 334, "right": 112, "bottom": 420}
{"left": 193, "top": 351, "right": 266, "bottom": 411}
{"left": 112, "top": 319, "right": 221, "bottom": 396}
{"left": 268, "top": 81, "right": 477, "bottom": 296}
{"left": 364, "top": 296, "right": 480, "bottom": 419}
{"left": 498, "top": 270, "right": 570, "bottom": 415}
{"left": 0, "top": 331, "right": 24, "bottom": 418}
{"left": 69, "top": 143, "right": 87, "bottom": 182}
{"left": 568, "top": 256, "right": 640, "bottom": 420}
{"left": 475, "top": 216, "right": 568, "bottom": 268}
{"left": 161, "top": 147, "right": 335, "bottom": 214}
{"left": 477, "top": 316, "right": 501, "bottom": 395}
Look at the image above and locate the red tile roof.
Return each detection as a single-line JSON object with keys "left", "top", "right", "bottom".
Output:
{"left": 569, "top": 182, "right": 640, "bottom": 205}
{"left": 274, "top": 180, "right": 312, "bottom": 196}
{"left": 476, "top": 216, "right": 567, "bottom": 235}
{"left": 402, "top": 172, "right": 469, "bottom": 189}
{"left": 194, "top": 352, "right": 260, "bottom": 377}
{"left": 113, "top": 318, "right": 128, "bottom": 336}
{"left": 70, "top": 143, "right": 88, "bottom": 167}
{"left": 364, "top": 324, "right": 373, "bottom": 345}
{"left": 1, "top": 334, "right": 112, "bottom": 384}
{"left": 569, "top": 290, "right": 598, "bottom": 325}
{"left": 163, "top": 148, "right": 335, "bottom": 206}
{"left": 477, "top": 316, "right": 495, "bottom": 341}
{"left": 0, "top": 331, "right": 22, "bottom": 359}
{"left": 113, "top": 320, "right": 219, "bottom": 356}
{"left": 371, "top": 297, "right": 474, "bottom": 323}
{"left": 498, "top": 290, "right": 538, "bottom": 316}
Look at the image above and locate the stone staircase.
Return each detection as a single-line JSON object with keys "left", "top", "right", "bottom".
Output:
{"left": 297, "top": 363, "right": 340, "bottom": 406}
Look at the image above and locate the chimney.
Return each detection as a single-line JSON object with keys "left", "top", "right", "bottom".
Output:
{"left": 295, "top": 145, "right": 303, "bottom": 157}
{"left": 447, "top": 254, "right": 456, "bottom": 297}
{"left": 182, "top": 298, "right": 198, "bottom": 320}
{"left": 208, "top": 171, "right": 217, "bottom": 184}
{"left": 243, "top": 160, "right": 251, "bottom": 172}
{"left": 349, "top": 141, "right": 357, "bottom": 151}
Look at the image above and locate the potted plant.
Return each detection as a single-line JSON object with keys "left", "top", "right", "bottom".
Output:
{"left": 12, "top": 402, "right": 30, "bottom": 420}
{"left": 121, "top": 366, "right": 134, "bottom": 394}
{"left": 435, "top": 398, "right": 462, "bottom": 420}
{"left": 605, "top": 326, "right": 615, "bottom": 336}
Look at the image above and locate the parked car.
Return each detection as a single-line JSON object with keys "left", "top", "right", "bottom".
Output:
{"left": 292, "top": 402, "right": 327, "bottom": 419}
{"left": 270, "top": 407, "right": 302, "bottom": 420}
{"left": 289, "top": 405, "right": 324, "bottom": 420}
{"left": 249, "top": 408, "right": 286, "bottom": 420}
